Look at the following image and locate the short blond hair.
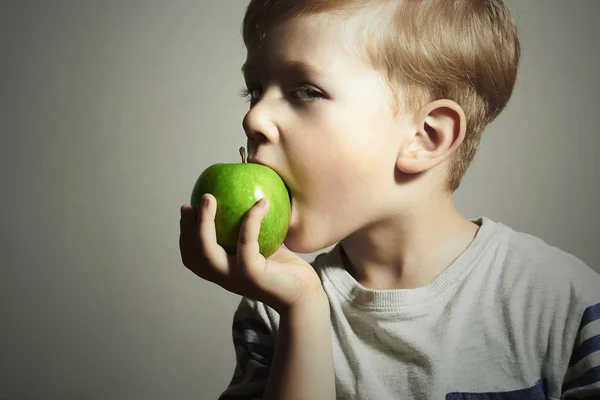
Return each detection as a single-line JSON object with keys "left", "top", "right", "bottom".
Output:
{"left": 242, "top": 0, "right": 521, "bottom": 192}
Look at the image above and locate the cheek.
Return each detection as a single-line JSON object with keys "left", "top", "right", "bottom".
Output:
{"left": 297, "top": 149, "right": 383, "bottom": 215}
{"left": 284, "top": 166, "right": 378, "bottom": 253}
{"left": 284, "top": 141, "right": 394, "bottom": 252}
{"left": 289, "top": 119, "right": 396, "bottom": 199}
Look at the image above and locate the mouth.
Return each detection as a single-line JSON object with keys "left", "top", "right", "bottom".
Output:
{"left": 246, "top": 155, "right": 261, "bottom": 165}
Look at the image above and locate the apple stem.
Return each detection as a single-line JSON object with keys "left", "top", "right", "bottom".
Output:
{"left": 239, "top": 147, "right": 246, "bottom": 163}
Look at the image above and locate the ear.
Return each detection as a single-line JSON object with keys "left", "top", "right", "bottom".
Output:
{"left": 396, "top": 99, "right": 467, "bottom": 174}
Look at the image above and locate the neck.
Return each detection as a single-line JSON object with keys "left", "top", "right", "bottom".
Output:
{"left": 340, "top": 194, "right": 479, "bottom": 290}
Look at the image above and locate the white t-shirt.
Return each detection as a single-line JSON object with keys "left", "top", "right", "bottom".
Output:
{"left": 218, "top": 217, "right": 600, "bottom": 399}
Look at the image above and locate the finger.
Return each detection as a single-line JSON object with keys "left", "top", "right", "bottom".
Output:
{"left": 181, "top": 204, "right": 197, "bottom": 243}
{"left": 267, "top": 247, "right": 302, "bottom": 264}
{"left": 179, "top": 204, "right": 197, "bottom": 264}
{"left": 237, "top": 198, "right": 269, "bottom": 273}
{"left": 197, "top": 194, "right": 229, "bottom": 275}
{"left": 180, "top": 205, "right": 195, "bottom": 234}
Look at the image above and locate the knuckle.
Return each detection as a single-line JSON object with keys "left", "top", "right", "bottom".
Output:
{"left": 237, "top": 231, "right": 252, "bottom": 247}
{"left": 238, "top": 263, "right": 258, "bottom": 284}
{"left": 183, "top": 253, "right": 212, "bottom": 277}
{"left": 237, "top": 254, "right": 261, "bottom": 279}
{"left": 238, "top": 218, "right": 258, "bottom": 245}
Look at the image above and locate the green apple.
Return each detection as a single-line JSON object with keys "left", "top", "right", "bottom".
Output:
{"left": 190, "top": 147, "right": 291, "bottom": 258}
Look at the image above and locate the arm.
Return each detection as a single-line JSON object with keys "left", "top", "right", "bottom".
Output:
{"left": 180, "top": 197, "right": 334, "bottom": 399}
{"left": 218, "top": 292, "right": 335, "bottom": 400}
{"left": 263, "top": 291, "right": 335, "bottom": 400}
{"left": 218, "top": 298, "right": 275, "bottom": 400}
{"left": 560, "top": 266, "right": 600, "bottom": 398}
{"left": 561, "top": 301, "right": 600, "bottom": 398}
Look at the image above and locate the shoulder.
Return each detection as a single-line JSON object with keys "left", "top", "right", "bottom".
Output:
{"left": 496, "top": 221, "right": 597, "bottom": 294}
{"left": 486, "top": 219, "right": 600, "bottom": 322}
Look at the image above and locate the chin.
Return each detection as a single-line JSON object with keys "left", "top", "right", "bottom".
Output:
{"left": 283, "top": 227, "right": 338, "bottom": 255}
{"left": 283, "top": 236, "right": 319, "bottom": 254}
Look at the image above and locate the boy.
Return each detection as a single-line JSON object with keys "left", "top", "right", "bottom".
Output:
{"left": 179, "top": 0, "right": 600, "bottom": 399}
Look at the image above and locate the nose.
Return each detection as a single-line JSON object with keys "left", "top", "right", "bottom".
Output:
{"left": 242, "top": 100, "right": 279, "bottom": 147}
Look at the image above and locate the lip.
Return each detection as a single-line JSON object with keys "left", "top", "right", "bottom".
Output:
{"left": 246, "top": 155, "right": 264, "bottom": 165}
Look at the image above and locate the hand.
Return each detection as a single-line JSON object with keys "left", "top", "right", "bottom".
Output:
{"left": 179, "top": 194, "right": 326, "bottom": 313}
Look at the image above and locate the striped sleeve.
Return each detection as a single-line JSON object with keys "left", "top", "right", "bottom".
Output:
{"left": 561, "top": 268, "right": 600, "bottom": 398}
{"left": 218, "top": 297, "right": 276, "bottom": 400}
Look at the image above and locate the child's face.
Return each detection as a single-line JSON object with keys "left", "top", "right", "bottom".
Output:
{"left": 242, "top": 11, "right": 414, "bottom": 253}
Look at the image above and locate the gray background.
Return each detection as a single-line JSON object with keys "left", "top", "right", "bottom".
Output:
{"left": 1, "top": 1, "right": 598, "bottom": 399}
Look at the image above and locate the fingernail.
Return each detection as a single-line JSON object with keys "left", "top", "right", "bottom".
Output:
{"left": 258, "top": 198, "right": 267, "bottom": 208}
{"left": 202, "top": 195, "right": 209, "bottom": 207}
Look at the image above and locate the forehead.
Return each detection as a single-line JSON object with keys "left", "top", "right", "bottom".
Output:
{"left": 243, "top": 12, "right": 364, "bottom": 78}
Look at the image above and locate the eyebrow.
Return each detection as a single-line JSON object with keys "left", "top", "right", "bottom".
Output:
{"left": 241, "top": 60, "right": 324, "bottom": 78}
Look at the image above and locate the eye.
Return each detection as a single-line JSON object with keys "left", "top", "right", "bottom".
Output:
{"left": 239, "top": 86, "right": 262, "bottom": 104}
{"left": 290, "top": 84, "right": 324, "bottom": 101}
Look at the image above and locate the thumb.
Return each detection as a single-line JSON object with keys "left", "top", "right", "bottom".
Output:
{"left": 268, "top": 247, "right": 307, "bottom": 265}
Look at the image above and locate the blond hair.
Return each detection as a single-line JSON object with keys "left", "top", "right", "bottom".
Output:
{"left": 242, "top": 0, "right": 521, "bottom": 192}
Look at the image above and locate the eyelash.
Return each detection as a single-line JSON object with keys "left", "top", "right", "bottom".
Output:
{"left": 239, "top": 85, "right": 324, "bottom": 104}
{"left": 238, "top": 87, "right": 259, "bottom": 103}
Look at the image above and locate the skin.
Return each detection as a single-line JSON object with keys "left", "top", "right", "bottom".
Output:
{"left": 241, "top": 11, "right": 479, "bottom": 290}
{"left": 179, "top": 8, "right": 482, "bottom": 399}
